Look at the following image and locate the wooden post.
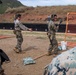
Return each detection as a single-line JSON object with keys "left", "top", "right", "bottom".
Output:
{"left": 65, "top": 12, "right": 76, "bottom": 42}
{"left": 65, "top": 13, "right": 69, "bottom": 41}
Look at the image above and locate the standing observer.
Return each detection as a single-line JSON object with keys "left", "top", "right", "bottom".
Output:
{"left": 13, "top": 14, "right": 32, "bottom": 53}
{"left": 47, "top": 14, "right": 59, "bottom": 55}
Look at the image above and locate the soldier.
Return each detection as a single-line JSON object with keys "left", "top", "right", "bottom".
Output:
{"left": 13, "top": 14, "right": 32, "bottom": 53}
{"left": 47, "top": 14, "right": 59, "bottom": 55}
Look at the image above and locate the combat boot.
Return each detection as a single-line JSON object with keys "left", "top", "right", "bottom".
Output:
{"left": 47, "top": 51, "right": 52, "bottom": 56}
{"left": 54, "top": 51, "right": 60, "bottom": 55}
{"left": 13, "top": 48, "right": 19, "bottom": 53}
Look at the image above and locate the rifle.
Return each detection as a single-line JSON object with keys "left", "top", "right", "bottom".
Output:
{"left": 56, "top": 18, "right": 63, "bottom": 32}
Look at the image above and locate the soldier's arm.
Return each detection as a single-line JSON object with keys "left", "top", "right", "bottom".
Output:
{"left": 54, "top": 24, "right": 57, "bottom": 31}
{"left": 48, "top": 21, "right": 52, "bottom": 31}
{"left": 51, "top": 21, "right": 57, "bottom": 31}
{"left": 47, "top": 21, "right": 53, "bottom": 35}
{"left": 18, "top": 22, "right": 29, "bottom": 31}
{"left": 56, "top": 18, "right": 63, "bottom": 31}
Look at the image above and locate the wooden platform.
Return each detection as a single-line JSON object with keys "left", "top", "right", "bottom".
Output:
{"left": 59, "top": 42, "right": 76, "bottom": 48}
{"left": 67, "top": 42, "right": 76, "bottom": 47}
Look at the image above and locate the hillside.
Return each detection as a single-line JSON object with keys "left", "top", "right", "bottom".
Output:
{"left": 0, "top": 0, "right": 23, "bottom": 14}
{"left": 1, "top": 5, "right": 76, "bottom": 23}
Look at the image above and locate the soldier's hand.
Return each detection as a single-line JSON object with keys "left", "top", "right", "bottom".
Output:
{"left": 28, "top": 28, "right": 32, "bottom": 31}
{"left": 57, "top": 26, "right": 59, "bottom": 29}
{"left": 47, "top": 32, "right": 48, "bottom": 35}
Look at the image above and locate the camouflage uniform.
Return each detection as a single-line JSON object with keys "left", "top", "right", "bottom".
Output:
{"left": 47, "top": 20, "right": 59, "bottom": 55}
{"left": 14, "top": 19, "right": 29, "bottom": 52}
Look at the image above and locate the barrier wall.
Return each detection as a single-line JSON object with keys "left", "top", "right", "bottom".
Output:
{"left": 0, "top": 23, "right": 66, "bottom": 32}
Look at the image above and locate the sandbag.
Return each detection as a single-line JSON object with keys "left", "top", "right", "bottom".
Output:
{"left": 23, "top": 57, "right": 36, "bottom": 65}
{"left": 44, "top": 47, "right": 76, "bottom": 75}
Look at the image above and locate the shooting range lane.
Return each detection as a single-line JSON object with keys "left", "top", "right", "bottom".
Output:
{"left": 0, "top": 30, "right": 76, "bottom": 75}
{"left": 0, "top": 31, "right": 54, "bottom": 75}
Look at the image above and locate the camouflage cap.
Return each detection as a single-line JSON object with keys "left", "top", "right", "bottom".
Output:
{"left": 14, "top": 14, "right": 21, "bottom": 20}
{"left": 51, "top": 14, "right": 57, "bottom": 20}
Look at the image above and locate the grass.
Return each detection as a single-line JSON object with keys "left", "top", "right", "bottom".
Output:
{"left": 3, "top": 5, "right": 76, "bottom": 23}
{"left": 0, "top": 29, "right": 13, "bottom": 35}
{"left": 0, "top": 0, "right": 23, "bottom": 14}
{"left": 0, "top": 29, "right": 76, "bottom": 42}
{"left": 5, "top": 5, "right": 76, "bottom": 16}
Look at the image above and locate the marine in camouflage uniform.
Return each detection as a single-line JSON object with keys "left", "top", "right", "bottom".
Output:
{"left": 13, "top": 14, "right": 31, "bottom": 53}
{"left": 47, "top": 14, "right": 59, "bottom": 55}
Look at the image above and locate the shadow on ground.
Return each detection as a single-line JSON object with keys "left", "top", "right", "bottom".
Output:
{"left": 23, "top": 46, "right": 39, "bottom": 51}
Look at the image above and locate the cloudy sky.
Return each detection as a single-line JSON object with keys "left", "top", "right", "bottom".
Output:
{"left": 18, "top": 0, "right": 76, "bottom": 7}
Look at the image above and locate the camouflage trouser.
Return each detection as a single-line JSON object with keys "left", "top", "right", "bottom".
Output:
{"left": 48, "top": 33, "right": 58, "bottom": 54}
{"left": 15, "top": 31, "right": 23, "bottom": 52}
